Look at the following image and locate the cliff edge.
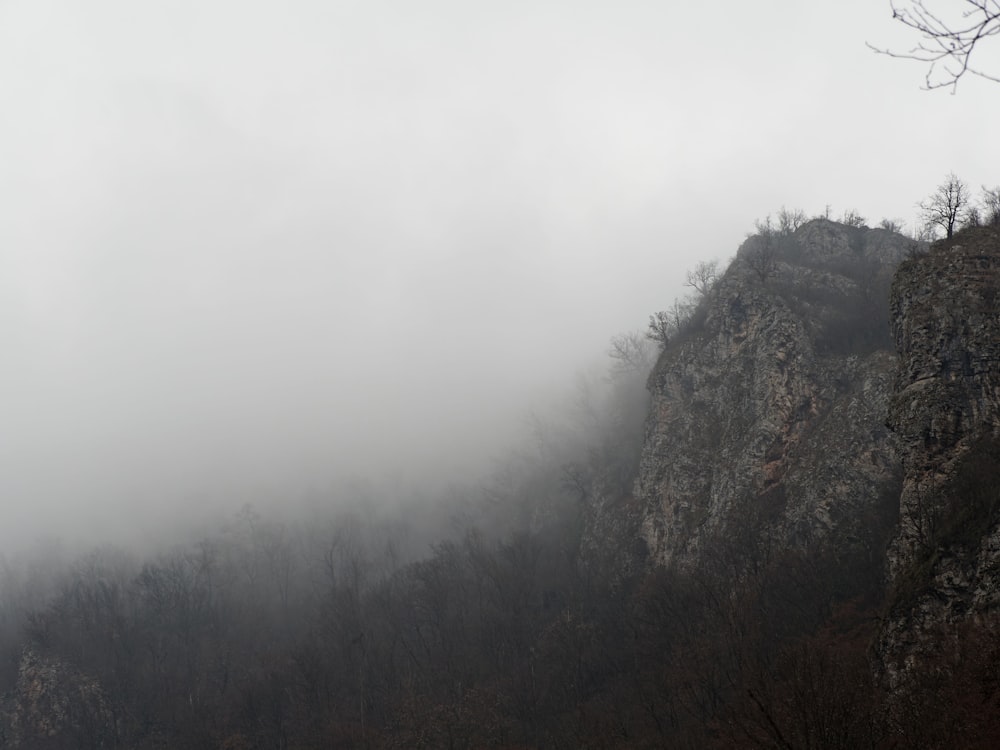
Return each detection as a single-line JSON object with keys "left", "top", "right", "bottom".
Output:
{"left": 635, "top": 219, "right": 907, "bottom": 571}
{"left": 880, "top": 226, "right": 1000, "bottom": 680}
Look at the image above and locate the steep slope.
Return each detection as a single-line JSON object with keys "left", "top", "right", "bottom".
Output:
{"left": 4, "top": 220, "right": 998, "bottom": 749}
{"left": 635, "top": 219, "right": 909, "bottom": 570}
{"left": 880, "top": 226, "right": 1000, "bottom": 682}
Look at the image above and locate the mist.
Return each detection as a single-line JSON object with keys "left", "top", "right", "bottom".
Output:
{"left": 3, "top": 0, "right": 1000, "bottom": 552}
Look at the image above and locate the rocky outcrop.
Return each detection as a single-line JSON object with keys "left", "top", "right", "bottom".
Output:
{"left": 887, "top": 228, "right": 1000, "bottom": 569}
{"left": 632, "top": 218, "right": 1000, "bottom": 695}
{"left": 880, "top": 226, "right": 1000, "bottom": 680}
{"left": 1, "top": 646, "right": 115, "bottom": 748}
{"left": 636, "top": 220, "right": 910, "bottom": 570}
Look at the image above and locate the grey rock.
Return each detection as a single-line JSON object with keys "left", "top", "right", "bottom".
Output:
{"left": 879, "top": 227, "right": 1000, "bottom": 681}
{"left": 635, "top": 219, "right": 909, "bottom": 570}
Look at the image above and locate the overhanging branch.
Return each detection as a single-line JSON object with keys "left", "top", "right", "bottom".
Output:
{"left": 869, "top": 0, "right": 1000, "bottom": 90}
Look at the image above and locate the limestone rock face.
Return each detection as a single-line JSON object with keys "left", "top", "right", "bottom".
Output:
{"left": 631, "top": 219, "right": 1000, "bottom": 688}
{"left": 635, "top": 220, "right": 908, "bottom": 569}
{"left": 880, "top": 227, "right": 1000, "bottom": 679}
{"left": 887, "top": 229, "right": 1000, "bottom": 570}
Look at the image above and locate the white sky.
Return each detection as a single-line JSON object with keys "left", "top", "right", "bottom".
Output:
{"left": 2, "top": 0, "right": 999, "bottom": 548}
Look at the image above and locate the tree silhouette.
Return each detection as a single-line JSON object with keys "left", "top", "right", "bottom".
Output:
{"left": 919, "top": 172, "right": 970, "bottom": 238}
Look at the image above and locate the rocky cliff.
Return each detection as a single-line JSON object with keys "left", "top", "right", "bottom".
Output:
{"left": 635, "top": 219, "right": 909, "bottom": 571}
{"left": 1, "top": 647, "right": 114, "bottom": 748}
{"left": 633, "top": 217, "right": 1000, "bottom": 692}
{"left": 879, "top": 226, "right": 1000, "bottom": 680}
{"left": 4, "top": 221, "right": 996, "bottom": 747}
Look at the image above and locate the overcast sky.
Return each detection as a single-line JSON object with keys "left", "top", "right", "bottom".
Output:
{"left": 2, "top": 0, "right": 999, "bottom": 549}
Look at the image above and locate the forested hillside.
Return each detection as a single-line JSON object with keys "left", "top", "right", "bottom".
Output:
{"left": 3, "top": 218, "right": 999, "bottom": 748}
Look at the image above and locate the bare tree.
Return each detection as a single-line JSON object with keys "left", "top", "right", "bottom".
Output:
{"left": 776, "top": 206, "right": 807, "bottom": 235}
{"left": 646, "top": 311, "right": 673, "bottom": 349}
{"left": 744, "top": 217, "right": 778, "bottom": 282}
{"left": 608, "top": 331, "right": 655, "bottom": 374}
{"left": 684, "top": 260, "right": 720, "bottom": 296}
{"left": 870, "top": 1, "right": 1000, "bottom": 90}
{"left": 646, "top": 297, "right": 697, "bottom": 348}
{"left": 880, "top": 217, "right": 905, "bottom": 232}
{"left": 981, "top": 185, "right": 1000, "bottom": 224}
{"left": 841, "top": 209, "right": 867, "bottom": 228}
{"left": 919, "top": 172, "right": 970, "bottom": 238}
{"left": 669, "top": 296, "right": 697, "bottom": 332}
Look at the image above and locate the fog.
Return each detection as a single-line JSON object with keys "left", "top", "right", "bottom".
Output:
{"left": 2, "top": 0, "right": 1000, "bottom": 551}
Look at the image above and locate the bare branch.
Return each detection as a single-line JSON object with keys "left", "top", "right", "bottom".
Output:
{"left": 980, "top": 185, "right": 1000, "bottom": 225}
{"left": 776, "top": 206, "right": 807, "bottom": 235}
{"left": 684, "top": 260, "right": 721, "bottom": 296}
{"left": 841, "top": 209, "right": 867, "bottom": 228}
{"left": 608, "top": 331, "right": 655, "bottom": 374}
{"left": 918, "top": 172, "right": 971, "bottom": 238}
{"left": 646, "top": 295, "right": 700, "bottom": 349}
{"left": 869, "top": 1, "right": 1000, "bottom": 91}
{"left": 646, "top": 311, "right": 673, "bottom": 349}
{"left": 743, "top": 217, "right": 778, "bottom": 283}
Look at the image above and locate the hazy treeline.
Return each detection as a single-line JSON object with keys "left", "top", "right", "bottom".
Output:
{"left": 0, "top": 327, "right": 656, "bottom": 748}
{"left": 3, "top": 230, "right": 1000, "bottom": 748}
{"left": 10, "top": 437, "right": 991, "bottom": 749}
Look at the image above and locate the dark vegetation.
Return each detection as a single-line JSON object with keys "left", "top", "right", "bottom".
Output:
{"left": 2, "top": 209, "right": 999, "bottom": 747}
{"left": 0, "top": 475, "right": 904, "bottom": 749}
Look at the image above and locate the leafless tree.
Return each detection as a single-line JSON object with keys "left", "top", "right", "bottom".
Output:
{"left": 870, "top": 1, "right": 1000, "bottom": 90}
{"left": 669, "top": 296, "right": 697, "bottom": 332}
{"left": 981, "top": 184, "right": 1000, "bottom": 224}
{"left": 744, "top": 217, "right": 778, "bottom": 282}
{"left": 608, "top": 331, "right": 655, "bottom": 374}
{"left": 646, "top": 311, "right": 673, "bottom": 348}
{"left": 646, "top": 297, "right": 698, "bottom": 348}
{"left": 777, "top": 206, "right": 807, "bottom": 234}
{"left": 841, "top": 209, "right": 867, "bottom": 228}
{"left": 919, "top": 172, "right": 970, "bottom": 238}
{"left": 684, "top": 259, "right": 720, "bottom": 296}
{"left": 880, "top": 217, "right": 905, "bottom": 232}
